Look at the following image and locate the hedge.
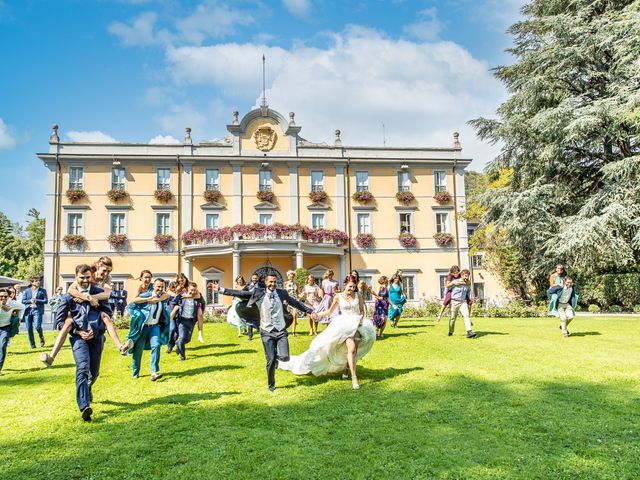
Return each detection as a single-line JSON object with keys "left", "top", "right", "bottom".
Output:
{"left": 580, "top": 273, "right": 640, "bottom": 309}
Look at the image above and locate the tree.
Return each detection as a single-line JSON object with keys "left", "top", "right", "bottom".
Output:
{"left": 470, "top": 1, "right": 640, "bottom": 282}
{"left": 0, "top": 210, "right": 45, "bottom": 279}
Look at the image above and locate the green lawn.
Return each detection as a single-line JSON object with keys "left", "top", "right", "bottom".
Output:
{"left": 1, "top": 316, "right": 639, "bottom": 480}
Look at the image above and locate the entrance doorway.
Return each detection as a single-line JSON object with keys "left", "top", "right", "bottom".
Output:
{"left": 253, "top": 266, "right": 284, "bottom": 287}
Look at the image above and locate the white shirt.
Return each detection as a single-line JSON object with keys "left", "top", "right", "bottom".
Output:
{"left": 15, "top": 292, "right": 25, "bottom": 319}
{"left": 0, "top": 300, "right": 22, "bottom": 327}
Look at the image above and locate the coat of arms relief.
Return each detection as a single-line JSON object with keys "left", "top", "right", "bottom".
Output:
{"left": 254, "top": 126, "right": 277, "bottom": 151}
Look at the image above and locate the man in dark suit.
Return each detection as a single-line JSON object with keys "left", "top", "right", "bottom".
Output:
{"left": 22, "top": 276, "right": 49, "bottom": 348}
{"left": 212, "top": 274, "right": 317, "bottom": 391}
{"left": 115, "top": 287, "right": 128, "bottom": 317}
{"left": 54, "top": 264, "right": 113, "bottom": 422}
{"left": 237, "top": 273, "right": 262, "bottom": 340}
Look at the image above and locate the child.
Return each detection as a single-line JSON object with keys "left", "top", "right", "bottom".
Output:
{"left": 41, "top": 257, "right": 124, "bottom": 367}
{"left": 448, "top": 269, "right": 476, "bottom": 338}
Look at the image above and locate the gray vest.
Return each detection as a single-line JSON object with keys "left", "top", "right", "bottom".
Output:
{"left": 260, "top": 291, "right": 286, "bottom": 332}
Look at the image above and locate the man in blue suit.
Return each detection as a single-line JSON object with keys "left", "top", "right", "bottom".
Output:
{"left": 54, "top": 264, "right": 112, "bottom": 422}
{"left": 22, "top": 276, "right": 48, "bottom": 348}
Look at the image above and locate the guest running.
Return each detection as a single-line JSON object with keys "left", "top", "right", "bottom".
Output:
{"left": 53, "top": 264, "right": 113, "bottom": 421}
{"left": 448, "top": 269, "right": 476, "bottom": 338}
{"left": 388, "top": 273, "right": 406, "bottom": 328}
{"left": 226, "top": 275, "right": 248, "bottom": 337}
{"left": 372, "top": 276, "right": 390, "bottom": 338}
{"left": 317, "top": 270, "right": 339, "bottom": 326}
{"left": 170, "top": 282, "right": 203, "bottom": 361}
{"left": 0, "top": 289, "right": 23, "bottom": 376}
{"left": 302, "top": 275, "right": 322, "bottom": 335}
{"left": 21, "top": 276, "right": 48, "bottom": 348}
{"left": 549, "top": 277, "right": 578, "bottom": 337}
{"left": 437, "top": 265, "right": 461, "bottom": 322}
{"left": 284, "top": 270, "right": 301, "bottom": 337}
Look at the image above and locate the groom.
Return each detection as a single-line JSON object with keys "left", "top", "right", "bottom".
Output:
{"left": 212, "top": 274, "right": 317, "bottom": 391}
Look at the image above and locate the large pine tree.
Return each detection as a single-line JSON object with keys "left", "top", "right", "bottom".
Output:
{"left": 471, "top": 0, "right": 640, "bottom": 280}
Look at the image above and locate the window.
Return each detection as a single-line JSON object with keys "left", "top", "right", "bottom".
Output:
{"left": 111, "top": 167, "right": 126, "bottom": 190}
{"left": 205, "top": 169, "right": 220, "bottom": 191}
{"left": 259, "top": 170, "right": 272, "bottom": 191}
{"left": 311, "top": 213, "right": 325, "bottom": 229}
{"left": 205, "top": 213, "right": 220, "bottom": 229}
{"left": 311, "top": 171, "right": 324, "bottom": 192}
{"left": 355, "top": 171, "right": 369, "bottom": 192}
{"left": 438, "top": 274, "right": 448, "bottom": 299}
{"left": 110, "top": 213, "right": 126, "bottom": 234}
{"left": 205, "top": 280, "right": 221, "bottom": 305}
{"left": 360, "top": 275, "right": 373, "bottom": 301}
{"left": 111, "top": 281, "right": 125, "bottom": 291}
{"left": 397, "top": 171, "right": 411, "bottom": 192}
{"left": 468, "top": 225, "right": 477, "bottom": 238}
{"left": 399, "top": 212, "right": 412, "bottom": 234}
{"left": 434, "top": 170, "right": 447, "bottom": 193}
{"left": 69, "top": 167, "right": 83, "bottom": 189}
{"left": 436, "top": 212, "right": 449, "bottom": 233}
{"left": 157, "top": 168, "right": 171, "bottom": 190}
{"left": 259, "top": 213, "right": 273, "bottom": 225}
{"left": 471, "top": 254, "right": 485, "bottom": 269}
{"left": 357, "top": 213, "right": 371, "bottom": 234}
{"left": 67, "top": 213, "right": 83, "bottom": 235}
{"left": 156, "top": 213, "right": 171, "bottom": 235}
{"left": 401, "top": 276, "right": 416, "bottom": 300}
{"left": 473, "top": 282, "right": 485, "bottom": 300}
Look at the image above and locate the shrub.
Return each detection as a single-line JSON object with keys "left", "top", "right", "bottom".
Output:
{"left": 203, "top": 190, "right": 222, "bottom": 203}
{"left": 355, "top": 233, "right": 375, "bottom": 249}
{"left": 107, "top": 233, "right": 127, "bottom": 250}
{"left": 588, "top": 304, "right": 601, "bottom": 313}
{"left": 294, "top": 267, "right": 310, "bottom": 290}
{"left": 154, "top": 234, "right": 173, "bottom": 250}
{"left": 65, "top": 189, "right": 87, "bottom": 202}
{"left": 154, "top": 189, "right": 174, "bottom": 202}
{"left": 111, "top": 314, "right": 130, "bottom": 329}
{"left": 633, "top": 305, "right": 640, "bottom": 313}
{"left": 472, "top": 301, "right": 544, "bottom": 318}
{"left": 257, "top": 190, "right": 274, "bottom": 202}
{"left": 398, "top": 233, "right": 417, "bottom": 248}
{"left": 203, "top": 311, "right": 227, "bottom": 323}
{"left": 434, "top": 191, "right": 451, "bottom": 204}
{"left": 308, "top": 190, "right": 328, "bottom": 203}
{"left": 395, "top": 191, "right": 415, "bottom": 205}
{"left": 434, "top": 232, "right": 454, "bottom": 247}
{"left": 352, "top": 191, "right": 374, "bottom": 203}
{"left": 106, "top": 189, "right": 129, "bottom": 202}
{"left": 609, "top": 305, "right": 623, "bottom": 313}
{"left": 63, "top": 234, "right": 85, "bottom": 249}
{"left": 581, "top": 273, "right": 640, "bottom": 309}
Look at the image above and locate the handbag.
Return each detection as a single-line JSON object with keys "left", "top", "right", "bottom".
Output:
{"left": 10, "top": 316, "right": 20, "bottom": 337}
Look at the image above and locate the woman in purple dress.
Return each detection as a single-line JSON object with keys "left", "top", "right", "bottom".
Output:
{"left": 316, "top": 269, "right": 339, "bottom": 325}
{"left": 372, "top": 276, "right": 389, "bottom": 338}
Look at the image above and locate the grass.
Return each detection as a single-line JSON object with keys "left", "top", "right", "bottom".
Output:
{"left": 1, "top": 316, "right": 639, "bottom": 480}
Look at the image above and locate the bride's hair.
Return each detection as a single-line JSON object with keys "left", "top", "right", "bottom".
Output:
{"left": 343, "top": 274, "right": 358, "bottom": 285}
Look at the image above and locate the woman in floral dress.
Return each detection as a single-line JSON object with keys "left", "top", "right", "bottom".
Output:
{"left": 302, "top": 275, "right": 322, "bottom": 335}
{"left": 372, "top": 276, "right": 389, "bottom": 338}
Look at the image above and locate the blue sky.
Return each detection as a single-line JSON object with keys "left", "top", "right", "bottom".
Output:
{"left": 0, "top": 0, "right": 525, "bottom": 224}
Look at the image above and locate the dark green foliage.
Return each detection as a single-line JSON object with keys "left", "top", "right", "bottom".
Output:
{"left": 294, "top": 267, "right": 310, "bottom": 290}
{"left": 581, "top": 273, "right": 640, "bottom": 309}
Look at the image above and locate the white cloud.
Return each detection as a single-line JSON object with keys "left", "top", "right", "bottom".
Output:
{"left": 108, "top": 12, "right": 173, "bottom": 47}
{"left": 283, "top": 0, "right": 311, "bottom": 16}
{"left": 149, "top": 134, "right": 181, "bottom": 144}
{"left": 163, "top": 26, "right": 505, "bottom": 168}
{"left": 153, "top": 102, "right": 208, "bottom": 135}
{"left": 66, "top": 131, "right": 118, "bottom": 143}
{"left": 0, "top": 118, "right": 17, "bottom": 149}
{"left": 403, "top": 7, "right": 444, "bottom": 42}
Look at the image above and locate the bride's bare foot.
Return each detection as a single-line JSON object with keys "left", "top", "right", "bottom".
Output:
{"left": 352, "top": 378, "right": 360, "bottom": 390}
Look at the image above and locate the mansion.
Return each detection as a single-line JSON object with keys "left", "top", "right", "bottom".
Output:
{"left": 38, "top": 106, "right": 500, "bottom": 307}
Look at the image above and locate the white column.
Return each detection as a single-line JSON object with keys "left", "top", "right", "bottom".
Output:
{"left": 43, "top": 161, "right": 57, "bottom": 293}
{"left": 183, "top": 258, "right": 193, "bottom": 280}
{"left": 289, "top": 162, "right": 299, "bottom": 224}
{"left": 336, "top": 165, "right": 346, "bottom": 230}
{"left": 338, "top": 254, "right": 347, "bottom": 282}
{"left": 232, "top": 249, "right": 241, "bottom": 281}
{"left": 455, "top": 166, "right": 470, "bottom": 269}
{"left": 231, "top": 161, "right": 243, "bottom": 225}
{"left": 295, "top": 246, "right": 304, "bottom": 269}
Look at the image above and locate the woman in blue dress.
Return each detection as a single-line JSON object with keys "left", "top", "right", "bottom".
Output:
{"left": 387, "top": 273, "right": 406, "bottom": 328}
{"left": 372, "top": 276, "right": 389, "bottom": 337}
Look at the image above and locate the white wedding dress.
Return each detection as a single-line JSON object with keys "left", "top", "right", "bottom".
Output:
{"left": 279, "top": 292, "right": 376, "bottom": 376}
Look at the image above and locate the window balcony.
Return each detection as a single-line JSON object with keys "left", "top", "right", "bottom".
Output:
{"left": 111, "top": 183, "right": 126, "bottom": 191}
{"left": 206, "top": 184, "right": 220, "bottom": 191}
{"left": 356, "top": 185, "right": 369, "bottom": 192}
{"left": 311, "top": 185, "right": 324, "bottom": 192}
{"left": 259, "top": 184, "right": 272, "bottom": 192}
{"left": 398, "top": 185, "right": 411, "bottom": 192}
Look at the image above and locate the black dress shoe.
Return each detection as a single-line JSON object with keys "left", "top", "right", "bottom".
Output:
{"left": 466, "top": 330, "right": 477, "bottom": 338}
{"left": 268, "top": 386, "right": 276, "bottom": 392}
{"left": 82, "top": 407, "right": 93, "bottom": 422}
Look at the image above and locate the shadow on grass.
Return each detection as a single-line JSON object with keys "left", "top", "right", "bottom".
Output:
{"left": 191, "top": 349, "right": 257, "bottom": 359}
{"left": 474, "top": 331, "right": 509, "bottom": 338}
{"left": 569, "top": 331, "right": 602, "bottom": 337}
{"left": 3, "top": 375, "right": 639, "bottom": 479}
{"left": 187, "top": 343, "right": 237, "bottom": 351}
{"left": 279, "top": 367, "right": 424, "bottom": 389}
{"left": 168, "top": 364, "right": 243, "bottom": 379}
{"left": 4, "top": 363, "right": 75, "bottom": 374}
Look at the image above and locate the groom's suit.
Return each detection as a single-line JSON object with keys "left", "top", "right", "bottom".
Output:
{"left": 220, "top": 286, "right": 313, "bottom": 390}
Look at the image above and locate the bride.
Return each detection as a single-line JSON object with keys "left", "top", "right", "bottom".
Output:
{"left": 278, "top": 275, "right": 376, "bottom": 389}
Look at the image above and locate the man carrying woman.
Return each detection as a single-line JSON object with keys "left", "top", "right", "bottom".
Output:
{"left": 169, "top": 282, "right": 204, "bottom": 361}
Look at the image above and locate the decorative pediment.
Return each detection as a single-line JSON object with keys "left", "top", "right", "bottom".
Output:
{"left": 254, "top": 201, "right": 278, "bottom": 210}
{"left": 307, "top": 202, "right": 330, "bottom": 211}
{"left": 200, "top": 202, "right": 226, "bottom": 211}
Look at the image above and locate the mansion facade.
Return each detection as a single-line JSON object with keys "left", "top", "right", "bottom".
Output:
{"left": 39, "top": 106, "right": 499, "bottom": 307}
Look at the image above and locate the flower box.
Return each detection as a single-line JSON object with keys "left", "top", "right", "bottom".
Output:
{"left": 257, "top": 190, "right": 274, "bottom": 202}
{"left": 63, "top": 234, "right": 86, "bottom": 249}
{"left": 396, "top": 191, "right": 415, "bottom": 205}
{"left": 154, "top": 234, "right": 173, "bottom": 250}
{"left": 154, "top": 189, "right": 174, "bottom": 202}
{"left": 65, "top": 189, "right": 87, "bottom": 203}
{"left": 203, "top": 190, "right": 223, "bottom": 203}
{"left": 107, "top": 233, "right": 127, "bottom": 250}
{"left": 398, "top": 233, "right": 417, "bottom": 248}
{"left": 434, "top": 232, "right": 454, "bottom": 247}
{"left": 434, "top": 191, "right": 451, "bottom": 205}
{"left": 308, "top": 190, "right": 328, "bottom": 203}
{"left": 352, "top": 191, "right": 375, "bottom": 204}
{"left": 355, "top": 233, "right": 375, "bottom": 249}
{"left": 106, "top": 189, "right": 129, "bottom": 202}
